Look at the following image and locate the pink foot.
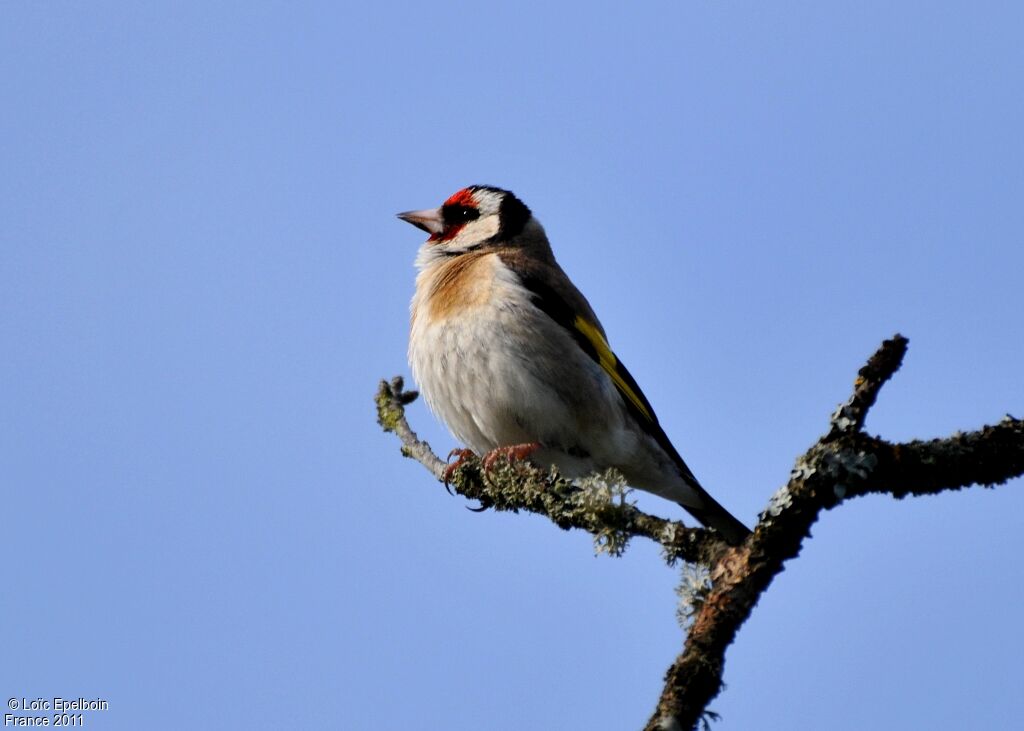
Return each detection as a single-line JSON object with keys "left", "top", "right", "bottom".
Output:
{"left": 443, "top": 448, "right": 476, "bottom": 491}
{"left": 481, "top": 442, "right": 542, "bottom": 471}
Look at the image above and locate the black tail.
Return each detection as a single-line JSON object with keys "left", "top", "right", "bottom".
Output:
{"left": 681, "top": 496, "right": 751, "bottom": 545}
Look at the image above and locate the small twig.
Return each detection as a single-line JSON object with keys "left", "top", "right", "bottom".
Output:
{"left": 376, "top": 376, "right": 445, "bottom": 479}
{"left": 827, "top": 333, "right": 909, "bottom": 438}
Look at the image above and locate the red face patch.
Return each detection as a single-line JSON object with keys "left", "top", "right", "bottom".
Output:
{"left": 428, "top": 224, "right": 465, "bottom": 243}
{"left": 428, "top": 188, "right": 477, "bottom": 242}
{"left": 443, "top": 188, "right": 476, "bottom": 208}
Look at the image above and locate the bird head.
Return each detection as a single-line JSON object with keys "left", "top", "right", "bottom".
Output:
{"left": 398, "top": 185, "right": 537, "bottom": 264}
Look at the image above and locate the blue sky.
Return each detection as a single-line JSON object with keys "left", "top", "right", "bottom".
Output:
{"left": 3, "top": 2, "right": 1022, "bottom": 729}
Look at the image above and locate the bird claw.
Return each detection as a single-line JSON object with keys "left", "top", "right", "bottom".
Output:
{"left": 443, "top": 448, "right": 476, "bottom": 493}
{"left": 481, "top": 442, "right": 542, "bottom": 471}
{"left": 441, "top": 443, "right": 541, "bottom": 496}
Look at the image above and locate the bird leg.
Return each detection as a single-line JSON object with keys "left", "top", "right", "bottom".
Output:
{"left": 443, "top": 448, "right": 476, "bottom": 492}
{"left": 481, "top": 442, "right": 543, "bottom": 471}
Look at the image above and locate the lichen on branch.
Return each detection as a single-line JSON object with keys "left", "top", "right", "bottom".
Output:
{"left": 375, "top": 335, "right": 1024, "bottom": 731}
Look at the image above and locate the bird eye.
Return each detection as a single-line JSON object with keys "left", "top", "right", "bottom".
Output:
{"left": 441, "top": 204, "right": 480, "bottom": 225}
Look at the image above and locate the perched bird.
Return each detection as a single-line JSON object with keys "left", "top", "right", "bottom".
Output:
{"left": 398, "top": 186, "right": 750, "bottom": 544}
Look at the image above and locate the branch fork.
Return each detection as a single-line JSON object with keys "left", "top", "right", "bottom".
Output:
{"left": 375, "top": 335, "right": 1024, "bottom": 731}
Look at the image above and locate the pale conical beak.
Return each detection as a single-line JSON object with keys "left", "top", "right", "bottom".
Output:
{"left": 397, "top": 208, "right": 444, "bottom": 236}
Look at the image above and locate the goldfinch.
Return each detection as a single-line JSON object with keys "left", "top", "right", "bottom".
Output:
{"left": 399, "top": 186, "right": 750, "bottom": 544}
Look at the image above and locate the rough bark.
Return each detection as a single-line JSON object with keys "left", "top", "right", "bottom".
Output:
{"left": 374, "top": 334, "right": 1024, "bottom": 731}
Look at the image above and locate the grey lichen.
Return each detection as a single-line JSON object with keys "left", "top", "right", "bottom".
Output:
{"left": 656, "top": 714, "right": 686, "bottom": 731}
{"left": 575, "top": 469, "right": 634, "bottom": 556}
{"left": 762, "top": 484, "right": 794, "bottom": 520}
{"left": 659, "top": 521, "right": 684, "bottom": 564}
{"left": 477, "top": 462, "right": 636, "bottom": 556}
{"left": 821, "top": 448, "right": 878, "bottom": 481}
{"left": 830, "top": 402, "right": 856, "bottom": 432}
{"left": 789, "top": 459, "right": 817, "bottom": 481}
{"left": 676, "top": 563, "right": 712, "bottom": 629}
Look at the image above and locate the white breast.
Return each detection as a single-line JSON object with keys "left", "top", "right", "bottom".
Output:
{"left": 408, "top": 252, "right": 629, "bottom": 468}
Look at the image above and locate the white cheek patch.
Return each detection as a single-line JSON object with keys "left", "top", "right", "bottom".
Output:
{"left": 455, "top": 214, "right": 500, "bottom": 244}
{"left": 413, "top": 213, "right": 503, "bottom": 270}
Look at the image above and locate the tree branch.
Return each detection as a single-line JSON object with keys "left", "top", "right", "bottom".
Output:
{"left": 375, "top": 375, "right": 727, "bottom": 565}
{"left": 827, "top": 334, "right": 909, "bottom": 437}
{"left": 851, "top": 421, "right": 1024, "bottom": 499}
{"left": 374, "top": 336, "right": 1024, "bottom": 731}
{"left": 643, "top": 336, "right": 1023, "bottom": 731}
{"left": 375, "top": 376, "right": 446, "bottom": 480}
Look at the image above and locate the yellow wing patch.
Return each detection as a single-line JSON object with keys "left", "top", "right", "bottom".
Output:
{"left": 573, "top": 316, "right": 654, "bottom": 423}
